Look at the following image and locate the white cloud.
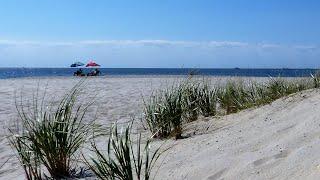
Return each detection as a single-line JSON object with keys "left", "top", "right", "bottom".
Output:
{"left": 0, "top": 40, "right": 319, "bottom": 68}
{"left": 0, "top": 39, "right": 250, "bottom": 47}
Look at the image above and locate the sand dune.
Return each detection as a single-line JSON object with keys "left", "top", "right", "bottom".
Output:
{"left": 158, "top": 88, "right": 320, "bottom": 180}
{"left": 0, "top": 76, "right": 319, "bottom": 179}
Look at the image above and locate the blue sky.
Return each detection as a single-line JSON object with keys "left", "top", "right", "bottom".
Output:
{"left": 0, "top": 0, "right": 320, "bottom": 68}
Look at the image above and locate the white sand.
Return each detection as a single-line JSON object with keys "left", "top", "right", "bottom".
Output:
{"left": 157, "top": 88, "right": 320, "bottom": 180}
{"left": 0, "top": 76, "right": 319, "bottom": 179}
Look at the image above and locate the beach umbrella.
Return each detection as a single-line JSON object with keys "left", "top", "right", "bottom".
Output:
{"left": 86, "top": 60, "right": 100, "bottom": 67}
{"left": 70, "top": 62, "right": 85, "bottom": 67}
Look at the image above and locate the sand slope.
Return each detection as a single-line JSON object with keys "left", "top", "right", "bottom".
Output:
{"left": 157, "top": 89, "right": 320, "bottom": 180}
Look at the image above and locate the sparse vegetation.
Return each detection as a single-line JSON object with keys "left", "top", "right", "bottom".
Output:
{"left": 217, "top": 81, "right": 253, "bottom": 114}
{"left": 196, "top": 82, "right": 218, "bottom": 117}
{"left": 9, "top": 82, "right": 165, "bottom": 180}
{"left": 9, "top": 134, "right": 43, "bottom": 179}
{"left": 143, "top": 85, "right": 184, "bottom": 139}
{"left": 85, "top": 122, "right": 163, "bottom": 180}
{"left": 143, "top": 77, "right": 318, "bottom": 139}
{"left": 9, "top": 82, "right": 94, "bottom": 179}
{"left": 182, "top": 82, "right": 199, "bottom": 122}
{"left": 311, "top": 70, "right": 320, "bottom": 88}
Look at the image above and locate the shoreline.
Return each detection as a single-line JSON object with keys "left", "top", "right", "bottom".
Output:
{"left": 0, "top": 74, "right": 312, "bottom": 81}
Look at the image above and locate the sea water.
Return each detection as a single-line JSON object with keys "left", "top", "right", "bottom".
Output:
{"left": 0, "top": 68, "right": 317, "bottom": 79}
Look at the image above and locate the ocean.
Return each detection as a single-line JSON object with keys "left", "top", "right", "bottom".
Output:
{"left": 0, "top": 68, "right": 318, "bottom": 79}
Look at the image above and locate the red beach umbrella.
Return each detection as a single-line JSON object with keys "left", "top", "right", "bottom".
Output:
{"left": 86, "top": 60, "right": 100, "bottom": 67}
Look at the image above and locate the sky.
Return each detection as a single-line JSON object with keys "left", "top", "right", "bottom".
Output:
{"left": 0, "top": 0, "right": 320, "bottom": 68}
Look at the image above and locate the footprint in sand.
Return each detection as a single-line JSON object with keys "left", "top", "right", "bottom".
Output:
{"left": 253, "top": 150, "right": 290, "bottom": 167}
{"left": 206, "top": 168, "right": 228, "bottom": 180}
{"left": 273, "top": 150, "right": 290, "bottom": 159}
{"left": 276, "top": 124, "right": 296, "bottom": 135}
{"left": 253, "top": 156, "right": 272, "bottom": 166}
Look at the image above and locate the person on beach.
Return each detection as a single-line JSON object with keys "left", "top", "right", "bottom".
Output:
{"left": 74, "top": 68, "right": 84, "bottom": 76}
{"left": 87, "top": 68, "right": 100, "bottom": 76}
{"left": 95, "top": 68, "right": 100, "bottom": 76}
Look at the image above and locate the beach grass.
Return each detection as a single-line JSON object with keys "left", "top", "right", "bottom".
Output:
{"left": 9, "top": 135, "right": 43, "bottom": 179}
{"left": 196, "top": 82, "right": 218, "bottom": 117}
{"left": 182, "top": 81, "right": 199, "bottom": 122}
{"left": 217, "top": 81, "right": 252, "bottom": 114}
{"left": 143, "top": 85, "right": 184, "bottom": 139}
{"left": 9, "top": 81, "right": 166, "bottom": 179}
{"left": 9, "top": 81, "right": 94, "bottom": 179}
{"left": 311, "top": 70, "right": 320, "bottom": 88}
{"left": 143, "top": 76, "right": 318, "bottom": 139}
{"left": 84, "top": 122, "right": 163, "bottom": 180}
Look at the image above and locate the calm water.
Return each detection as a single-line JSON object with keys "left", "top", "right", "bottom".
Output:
{"left": 0, "top": 68, "right": 318, "bottom": 79}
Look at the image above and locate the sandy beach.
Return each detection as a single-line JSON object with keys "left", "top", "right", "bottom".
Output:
{"left": 1, "top": 76, "right": 320, "bottom": 179}
{"left": 1, "top": 0, "right": 319, "bottom": 179}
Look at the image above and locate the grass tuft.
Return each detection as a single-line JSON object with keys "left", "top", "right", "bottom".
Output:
{"left": 181, "top": 82, "right": 199, "bottom": 122}
{"left": 143, "top": 85, "right": 184, "bottom": 139}
{"left": 85, "top": 122, "right": 163, "bottom": 180}
{"left": 196, "top": 82, "right": 218, "bottom": 117}
{"left": 9, "top": 81, "right": 94, "bottom": 179}
{"left": 217, "top": 81, "right": 253, "bottom": 114}
{"left": 311, "top": 70, "right": 320, "bottom": 88}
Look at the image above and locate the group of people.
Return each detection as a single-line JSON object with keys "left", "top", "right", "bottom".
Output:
{"left": 73, "top": 68, "right": 101, "bottom": 76}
